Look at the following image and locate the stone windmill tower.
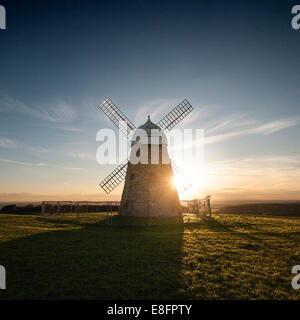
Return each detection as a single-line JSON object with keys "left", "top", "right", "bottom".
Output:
{"left": 98, "top": 99, "right": 194, "bottom": 218}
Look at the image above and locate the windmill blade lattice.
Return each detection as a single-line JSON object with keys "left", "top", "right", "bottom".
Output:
{"left": 158, "top": 99, "right": 193, "bottom": 132}
{"left": 99, "top": 98, "right": 136, "bottom": 137}
{"left": 171, "top": 159, "right": 192, "bottom": 192}
{"left": 98, "top": 98, "right": 194, "bottom": 195}
{"left": 99, "top": 160, "right": 128, "bottom": 194}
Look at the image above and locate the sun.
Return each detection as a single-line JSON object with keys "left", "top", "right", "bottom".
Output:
{"left": 171, "top": 164, "right": 209, "bottom": 198}
{"left": 172, "top": 176, "right": 184, "bottom": 190}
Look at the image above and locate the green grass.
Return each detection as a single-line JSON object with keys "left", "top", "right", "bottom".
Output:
{"left": 0, "top": 213, "right": 300, "bottom": 299}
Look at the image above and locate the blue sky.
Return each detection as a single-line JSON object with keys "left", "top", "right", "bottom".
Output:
{"left": 0, "top": 0, "right": 300, "bottom": 201}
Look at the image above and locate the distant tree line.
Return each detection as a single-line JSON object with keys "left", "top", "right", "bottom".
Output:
{"left": 0, "top": 204, "right": 41, "bottom": 214}
{"left": 0, "top": 204, "right": 120, "bottom": 215}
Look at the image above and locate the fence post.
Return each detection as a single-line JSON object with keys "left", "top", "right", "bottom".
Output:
{"left": 148, "top": 201, "right": 152, "bottom": 227}
{"left": 110, "top": 203, "right": 113, "bottom": 225}
{"left": 42, "top": 201, "right": 45, "bottom": 218}
{"left": 76, "top": 202, "right": 80, "bottom": 223}
{"left": 57, "top": 201, "right": 60, "bottom": 216}
{"left": 207, "top": 198, "right": 212, "bottom": 217}
{"left": 106, "top": 202, "right": 109, "bottom": 225}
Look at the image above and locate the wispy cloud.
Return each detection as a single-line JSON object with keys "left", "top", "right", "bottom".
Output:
{"left": 66, "top": 152, "right": 95, "bottom": 161}
{"left": 168, "top": 115, "right": 300, "bottom": 155}
{"left": 50, "top": 125, "right": 84, "bottom": 133}
{"left": 134, "top": 98, "right": 207, "bottom": 129}
{"left": 38, "top": 100, "right": 77, "bottom": 123}
{"left": 24, "top": 145, "right": 49, "bottom": 153}
{"left": 206, "top": 113, "right": 258, "bottom": 134}
{"left": 83, "top": 98, "right": 107, "bottom": 124}
{"left": 0, "top": 94, "right": 77, "bottom": 123}
{"left": 205, "top": 117, "right": 300, "bottom": 144}
{"left": 252, "top": 119, "right": 300, "bottom": 135}
{"left": 134, "top": 98, "right": 179, "bottom": 125}
{"left": 0, "top": 137, "right": 17, "bottom": 148}
{"left": 0, "top": 158, "right": 46, "bottom": 167}
{"left": 207, "top": 155, "right": 300, "bottom": 176}
{"left": 183, "top": 103, "right": 222, "bottom": 128}
{"left": 53, "top": 165, "right": 83, "bottom": 171}
{"left": 0, "top": 157, "right": 83, "bottom": 170}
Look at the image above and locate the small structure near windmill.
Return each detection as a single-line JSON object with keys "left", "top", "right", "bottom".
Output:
{"left": 98, "top": 98, "right": 194, "bottom": 218}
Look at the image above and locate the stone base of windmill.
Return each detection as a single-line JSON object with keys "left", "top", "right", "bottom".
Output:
{"left": 119, "top": 199, "right": 182, "bottom": 218}
{"left": 119, "top": 163, "right": 182, "bottom": 220}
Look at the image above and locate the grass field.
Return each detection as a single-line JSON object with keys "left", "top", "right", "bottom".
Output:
{"left": 0, "top": 213, "right": 300, "bottom": 299}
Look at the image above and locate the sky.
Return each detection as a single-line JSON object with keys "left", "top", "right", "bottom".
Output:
{"left": 0, "top": 0, "right": 300, "bottom": 202}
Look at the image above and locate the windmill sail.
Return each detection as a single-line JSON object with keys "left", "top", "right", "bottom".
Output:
{"left": 98, "top": 98, "right": 194, "bottom": 196}
{"left": 99, "top": 160, "right": 128, "bottom": 194}
{"left": 158, "top": 99, "right": 193, "bottom": 132}
{"left": 171, "top": 159, "right": 192, "bottom": 192}
{"left": 99, "top": 98, "right": 136, "bottom": 137}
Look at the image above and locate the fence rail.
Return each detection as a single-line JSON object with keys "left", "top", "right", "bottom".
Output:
{"left": 41, "top": 198, "right": 212, "bottom": 224}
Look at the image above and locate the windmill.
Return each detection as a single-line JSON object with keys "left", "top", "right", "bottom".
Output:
{"left": 98, "top": 98, "right": 194, "bottom": 217}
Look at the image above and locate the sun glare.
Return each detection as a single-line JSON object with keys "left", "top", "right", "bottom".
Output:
{"left": 172, "top": 176, "right": 182, "bottom": 190}
{"left": 171, "top": 164, "right": 209, "bottom": 199}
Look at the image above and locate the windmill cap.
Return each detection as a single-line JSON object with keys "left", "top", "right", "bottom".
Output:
{"left": 138, "top": 115, "right": 161, "bottom": 132}
{"left": 131, "top": 116, "right": 167, "bottom": 145}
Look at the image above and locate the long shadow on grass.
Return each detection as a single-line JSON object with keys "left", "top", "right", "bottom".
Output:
{"left": 199, "top": 217, "right": 285, "bottom": 254}
{"left": 0, "top": 216, "right": 184, "bottom": 300}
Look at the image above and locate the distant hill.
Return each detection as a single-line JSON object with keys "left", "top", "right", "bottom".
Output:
{"left": 219, "top": 202, "right": 300, "bottom": 217}
{"left": 0, "top": 202, "right": 41, "bottom": 210}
